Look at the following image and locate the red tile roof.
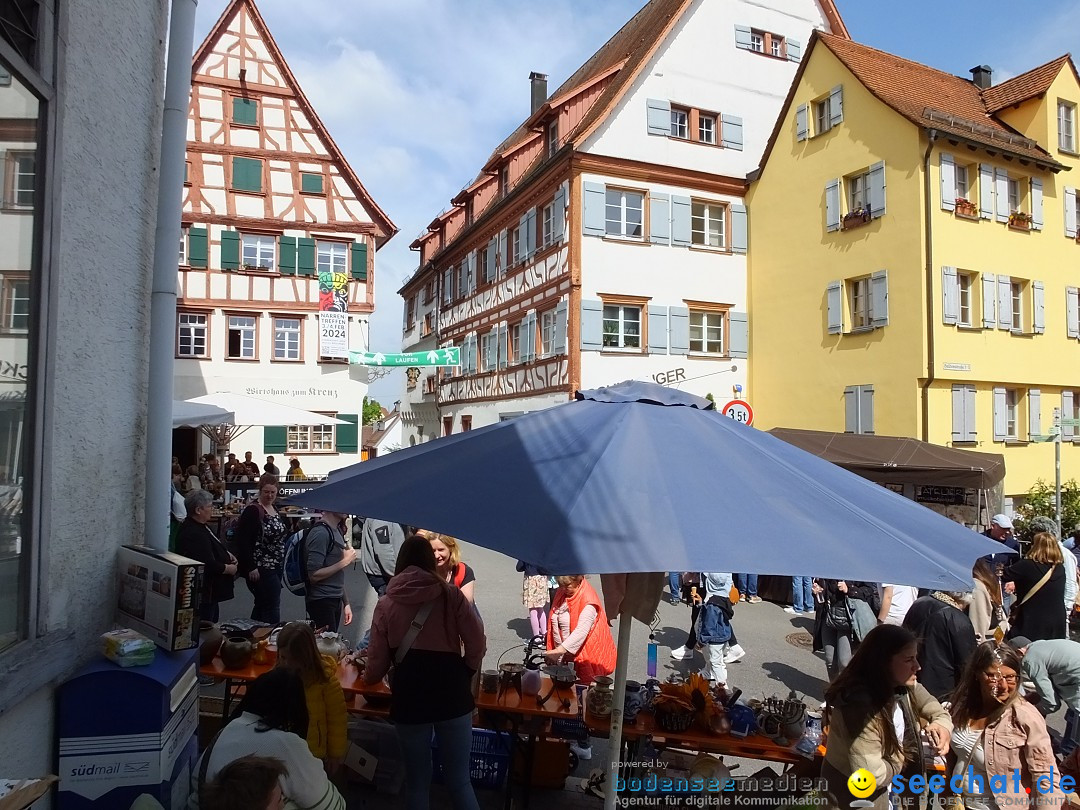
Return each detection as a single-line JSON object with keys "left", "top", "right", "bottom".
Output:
{"left": 983, "top": 55, "right": 1074, "bottom": 113}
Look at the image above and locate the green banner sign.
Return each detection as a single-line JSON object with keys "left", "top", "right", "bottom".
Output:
{"left": 349, "top": 348, "right": 460, "bottom": 367}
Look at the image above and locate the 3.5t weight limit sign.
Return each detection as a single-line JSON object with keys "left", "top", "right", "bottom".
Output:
{"left": 721, "top": 399, "right": 754, "bottom": 426}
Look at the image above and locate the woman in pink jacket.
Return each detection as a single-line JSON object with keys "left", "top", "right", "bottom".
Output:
{"left": 947, "top": 641, "right": 1064, "bottom": 809}
{"left": 363, "top": 535, "right": 486, "bottom": 810}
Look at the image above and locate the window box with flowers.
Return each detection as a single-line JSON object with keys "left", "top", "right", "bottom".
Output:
{"left": 954, "top": 198, "right": 978, "bottom": 219}
{"left": 1007, "top": 211, "right": 1032, "bottom": 232}
{"left": 842, "top": 208, "right": 871, "bottom": 230}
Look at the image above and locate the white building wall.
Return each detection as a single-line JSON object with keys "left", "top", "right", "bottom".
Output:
{"left": 0, "top": 0, "right": 167, "bottom": 784}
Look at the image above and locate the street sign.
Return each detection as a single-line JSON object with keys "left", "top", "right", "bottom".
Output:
{"left": 720, "top": 399, "right": 754, "bottom": 426}
{"left": 1062, "top": 418, "right": 1080, "bottom": 427}
{"left": 349, "top": 348, "right": 460, "bottom": 367}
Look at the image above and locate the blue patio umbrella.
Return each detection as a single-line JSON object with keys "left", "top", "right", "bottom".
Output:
{"left": 295, "top": 380, "right": 999, "bottom": 809}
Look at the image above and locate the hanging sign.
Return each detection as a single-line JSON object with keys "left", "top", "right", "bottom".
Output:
{"left": 318, "top": 271, "right": 350, "bottom": 358}
{"left": 349, "top": 348, "right": 461, "bottom": 367}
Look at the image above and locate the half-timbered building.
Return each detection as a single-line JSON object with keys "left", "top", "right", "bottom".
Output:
{"left": 400, "top": 0, "right": 846, "bottom": 442}
{"left": 176, "top": 0, "right": 395, "bottom": 472}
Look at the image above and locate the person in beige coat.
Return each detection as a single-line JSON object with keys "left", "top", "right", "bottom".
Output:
{"left": 970, "top": 559, "right": 1008, "bottom": 642}
{"left": 821, "top": 624, "right": 952, "bottom": 810}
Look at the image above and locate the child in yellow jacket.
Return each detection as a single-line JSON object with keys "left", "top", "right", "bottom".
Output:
{"left": 275, "top": 622, "right": 348, "bottom": 773}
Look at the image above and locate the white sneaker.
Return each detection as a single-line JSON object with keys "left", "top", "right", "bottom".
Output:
{"left": 723, "top": 644, "right": 746, "bottom": 663}
{"left": 670, "top": 645, "right": 693, "bottom": 660}
{"left": 570, "top": 742, "right": 593, "bottom": 761}
{"left": 783, "top": 606, "right": 799, "bottom": 614}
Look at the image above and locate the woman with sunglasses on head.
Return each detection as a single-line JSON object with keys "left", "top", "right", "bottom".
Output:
{"left": 946, "top": 641, "right": 1063, "bottom": 809}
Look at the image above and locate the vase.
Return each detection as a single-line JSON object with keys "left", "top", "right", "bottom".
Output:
{"left": 521, "top": 668, "right": 542, "bottom": 696}
{"left": 623, "top": 680, "right": 644, "bottom": 723}
{"left": 586, "top": 675, "right": 614, "bottom": 717}
{"left": 316, "top": 632, "right": 346, "bottom": 660}
{"left": 198, "top": 622, "right": 223, "bottom": 666}
{"left": 219, "top": 636, "right": 254, "bottom": 669}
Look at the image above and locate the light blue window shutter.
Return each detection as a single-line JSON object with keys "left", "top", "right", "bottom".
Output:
{"left": 648, "top": 305, "right": 669, "bottom": 354}
{"left": 1030, "top": 178, "right": 1043, "bottom": 230}
{"left": 497, "top": 323, "right": 508, "bottom": 369}
{"left": 552, "top": 184, "right": 566, "bottom": 242}
{"left": 869, "top": 161, "right": 886, "bottom": 218}
{"left": 731, "top": 205, "right": 748, "bottom": 254}
{"left": 467, "top": 250, "right": 477, "bottom": 294}
{"left": 827, "top": 280, "right": 843, "bottom": 334}
{"left": 796, "top": 104, "right": 809, "bottom": 142}
{"left": 982, "top": 273, "right": 997, "bottom": 328}
{"left": 721, "top": 115, "right": 743, "bottom": 151}
{"left": 470, "top": 334, "right": 479, "bottom": 375}
{"left": 942, "top": 266, "right": 958, "bottom": 325}
{"left": 993, "top": 387, "right": 1007, "bottom": 441}
{"left": 649, "top": 193, "right": 670, "bottom": 244}
{"left": 1066, "top": 188, "right": 1078, "bottom": 238}
{"left": 787, "top": 38, "right": 801, "bottom": 62}
{"left": 964, "top": 386, "right": 977, "bottom": 442}
{"left": 829, "top": 86, "right": 844, "bottom": 127}
{"left": 669, "top": 306, "right": 690, "bottom": 354}
{"left": 525, "top": 207, "right": 537, "bottom": 258}
{"left": 825, "top": 179, "right": 840, "bottom": 232}
{"left": 729, "top": 311, "right": 748, "bottom": 358}
{"left": 951, "top": 386, "right": 965, "bottom": 442}
{"left": 1065, "top": 392, "right": 1076, "bottom": 440}
{"left": 1033, "top": 280, "right": 1045, "bottom": 334}
{"left": 940, "top": 154, "right": 956, "bottom": 211}
{"left": 979, "top": 164, "right": 995, "bottom": 220}
{"left": 1067, "top": 287, "right": 1080, "bottom": 339}
{"left": 518, "top": 211, "right": 530, "bottom": 262}
{"left": 553, "top": 297, "right": 568, "bottom": 355}
{"left": 524, "top": 310, "right": 537, "bottom": 362}
{"left": 581, "top": 299, "right": 603, "bottom": 351}
{"left": 994, "top": 169, "right": 1009, "bottom": 222}
{"left": 997, "top": 275, "right": 1012, "bottom": 330}
{"left": 647, "top": 98, "right": 671, "bottom": 136}
{"left": 485, "top": 238, "right": 497, "bottom": 282}
{"left": 859, "top": 386, "right": 874, "bottom": 434}
{"left": 498, "top": 229, "right": 508, "bottom": 270}
{"left": 734, "top": 25, "right": 753, "bottom": 50}
{"left": 485, "top": 330, "right": 496, "bottom": 370}
{"left": 583, "top": 181, "right": 606, "bottom": 237}
{"left": 671, "top": 196, "right": 692, "bottom": 246}
{"left": 870, "top": 270, "right": 889, "bottom": 328}
{"left": 1029, "top": 389, "right": 1041, "bottom": 438}
{"left": 844, "top": 387, "right": 858, "bottom": 433}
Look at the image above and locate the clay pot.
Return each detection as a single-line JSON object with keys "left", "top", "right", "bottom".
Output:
{"left": 316, "top": 632, "right": 346, "bottom": 660}
{"left": 586, "top": 675, "right": 614, "bottom": 717}
{"left": 199, "top": 622, "right": 223, "bottom": 666}
{"left": 219, "top": 636, "right": 254, "bottom": 669}
{"left": 624, "top": 680, "right": 644, "bottom": 723}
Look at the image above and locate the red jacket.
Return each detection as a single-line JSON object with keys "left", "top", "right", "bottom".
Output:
{"left": 547, "top": 578, "right": 616, "bottom": 685}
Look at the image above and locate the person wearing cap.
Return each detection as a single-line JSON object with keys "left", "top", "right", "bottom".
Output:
{"left": 980, "top": 513, "right": 1020, "bottom": 569}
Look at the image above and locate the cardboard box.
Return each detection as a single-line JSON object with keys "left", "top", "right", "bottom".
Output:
{"left": 117, "top": 545, "right": 202, "bottom": 652}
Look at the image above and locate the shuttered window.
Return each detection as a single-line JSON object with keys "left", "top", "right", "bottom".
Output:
{"left": 951, "top": 385, "right": 977, "bottom": 443}
{"left": 231, "top": 157, "right": 263, "bottom": 193}
{"left": 843, "top": 385, "right": 874, "bottom": 434}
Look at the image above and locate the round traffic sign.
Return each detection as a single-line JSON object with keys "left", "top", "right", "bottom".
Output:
{"left": 720, "top": 399, "right": 754, "bottom": 426}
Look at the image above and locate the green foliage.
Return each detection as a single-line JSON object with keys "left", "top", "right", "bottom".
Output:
{"left": 1014, "top": 479, "right": 1080, "bottom": 541}
{"left": 362, "top": 397, "right": 384, "bottom": 426}
{"left": 705, "top": 393, "right": 715, "bottom": 402}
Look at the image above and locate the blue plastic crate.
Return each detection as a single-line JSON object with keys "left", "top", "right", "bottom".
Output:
{"left": 432, "top": 728, "right": 512, "bottom": 790}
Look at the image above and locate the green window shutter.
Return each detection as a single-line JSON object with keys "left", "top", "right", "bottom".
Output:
{"left": 220, "top": 230, "right": 240, "bottom": 271}
{"left": 336, "top": 414, "right": 359, "bottom": 453}
{"left": 301, "top": 172, "right": 324, "bottom": 194}
{"left": 278, "top": 236, "right": 297, "bottom": 275}
{"left": 297, "top": 237, "right": 316, "bottom": 276}
{"left": 188, "top": 227, "right": 208, "bottom": 268}
{"left": 263, "top": 426, "right": 287, "bottom": 454}
{"left": 232, "top": 97, "right": 258, "bottom": 126}
{"left": 350, "top": 241, "right": 368, "bottom": 281}
{"left": 232, "top": 156, "right": 263, "bottom": 192}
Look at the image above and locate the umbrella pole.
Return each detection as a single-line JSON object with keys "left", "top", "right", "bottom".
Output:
{"left": 605, "top": 612, "right": 632, "bottom": 810}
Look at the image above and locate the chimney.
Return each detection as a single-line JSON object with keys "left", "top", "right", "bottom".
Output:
{"left": 970, "top": 65, "right": 993, "bottom": 90}
{"left": 529, "top": 71, "right": 548, "bottom": 114}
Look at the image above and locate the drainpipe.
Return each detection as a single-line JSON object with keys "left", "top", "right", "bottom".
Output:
{"left": 145, "top": 0, "right": 198, "bottom": 549}
{"left": 920, "top": 129, "right": 938, "bottom": 442}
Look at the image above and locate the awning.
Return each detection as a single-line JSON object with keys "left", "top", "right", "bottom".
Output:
{"left": 767, "top": 428, "right": 1006, "bottom": 490}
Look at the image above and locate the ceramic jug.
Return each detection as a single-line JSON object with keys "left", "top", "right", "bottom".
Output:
{"left": 198, "top": 622, "right": 223, "bottom": 666}
{"left": 586, "top": 675, "right": 614, "bottom": 717}
{"left": 623, "top": 680, "right": 644, "bottom": 723}
{"left": 219, "top": 636, "right": 254, "bottom": 669}
{"left": 521, "top": 668, "right": 542, "bottom": 696}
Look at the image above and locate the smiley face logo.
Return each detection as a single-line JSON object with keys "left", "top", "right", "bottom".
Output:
{"left": 847, "top": 769, "right": 876, "bottom": 798}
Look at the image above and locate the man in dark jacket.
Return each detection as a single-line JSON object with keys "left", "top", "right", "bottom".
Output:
{"left": 902, "top": 590, "right": 978, "bottom": 700}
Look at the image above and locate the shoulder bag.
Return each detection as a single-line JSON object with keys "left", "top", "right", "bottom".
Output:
{"left": 1008, "top": 564, "right": 1055, "bottom": 624}
{"left": 386, "top": 597, "right": 437, "bottom": 689}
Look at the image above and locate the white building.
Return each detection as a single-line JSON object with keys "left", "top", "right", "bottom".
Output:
{"left": 400, "top": 0, "right": 848, "bottom": 442}
{"left": 175, "top": 0, "right": 396, "bottom": 474}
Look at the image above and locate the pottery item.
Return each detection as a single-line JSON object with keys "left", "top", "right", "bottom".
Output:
{"left": 586, "top": 675, "right": 614, "bottom": 717}
{"left": 623, "top": 679, "right": 644, "bottom": 723}
{"left": 252, "top": 639, "right": 275, "bottom": 665}
{"left": 521, "top": 668, "right": 542, "bottom": 696}
{"left": 316, "top": 632, "right": 346, "bottom": 660}
{"left": 219, "top": 636, "right": 254, "bottom": 669}
{"left": 480, "top": 670, "right": 500, "bottom": 693}
{"left": 198, "top": 622, "right": 223, "bottom": 666}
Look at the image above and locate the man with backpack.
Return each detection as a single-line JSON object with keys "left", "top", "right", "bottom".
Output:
{"left": 359, "top": 518, "right": 406, "bottom": 597}
{"left": 299, "top": 510, "right": 355, "bottom": 632}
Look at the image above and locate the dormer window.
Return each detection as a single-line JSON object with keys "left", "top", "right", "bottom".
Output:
{"left": 499, "top": 166, "right": 509, "bottom": 197}
{"left": 546, "top": 120, "right": 559, "bottom": 158}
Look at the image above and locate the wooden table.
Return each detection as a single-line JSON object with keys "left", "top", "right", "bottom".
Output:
{"left": 201, "top": 656, "right": 370, "bottom": 718}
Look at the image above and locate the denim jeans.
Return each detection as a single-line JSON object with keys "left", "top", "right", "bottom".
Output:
{"left": 668, "top": 572, "right": 681, "bottom": 599}
{"left": 736, "top": 574, "right": 758, "bottom": 598}
{"left": 246, "top": 567, "right": 282, "bottom": 624}
{"left": 395, "top": 711, "right": 480, "bottom": 810}
{"left": 792, "top": 576, "right": 814, "bottom": 612}
{"left": 821, "top": 623, "right": 853, "bottom": 681}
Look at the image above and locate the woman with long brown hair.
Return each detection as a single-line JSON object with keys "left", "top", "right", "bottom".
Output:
{"left": 946, "top": 641, "right": 1063, "bottom": 808}
{"left": 820, "top": 624, "right": 950, "bottom": 810}
{"left": 970, "top": 559, "right": 1006, "bottom": 642}
{"left": 1004, "top": 532, "right": 1066, "bottom": 642}
{"left": 233, "top": 474, "right": 288, "bottom": 624}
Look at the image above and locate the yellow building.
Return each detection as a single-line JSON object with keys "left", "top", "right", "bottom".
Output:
{"left": 748, "top": 33, "right": 1080, "bottom": 507}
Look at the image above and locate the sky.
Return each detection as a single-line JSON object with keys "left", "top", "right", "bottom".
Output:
{"left": 192, "top": 0, "right": 1080, "bottom": 405}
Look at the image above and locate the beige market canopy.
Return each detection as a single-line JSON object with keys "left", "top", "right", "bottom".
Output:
{"left": 767, "top": 428, "right": 1006, "bottom": 490}
{"left": 182, "top": 393, "right": 347, "bottom": 452}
